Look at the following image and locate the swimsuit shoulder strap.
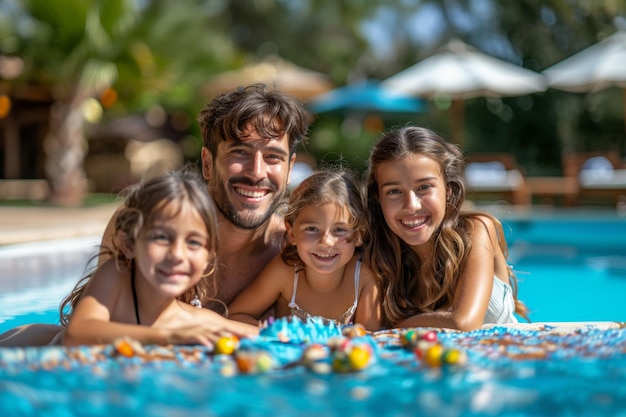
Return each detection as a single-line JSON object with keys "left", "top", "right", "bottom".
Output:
{"left": 353, "top": 258, "right": 361, "bottom": 304}
{"left": 130, "top": 264, "right": 141, "bottom": 325}
{"left": 288, "top": 267, "right": 300, "bottom": 307}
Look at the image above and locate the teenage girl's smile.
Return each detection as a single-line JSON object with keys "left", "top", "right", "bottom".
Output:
{"left": 399, "top": 216, "right": 429, "bottom": 230}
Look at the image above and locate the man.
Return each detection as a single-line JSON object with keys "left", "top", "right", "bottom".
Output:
{"left": 0, "top": 84, "right": 311, "bottom": 345}
{"left": 196, "top": 83, "right": 310, "bottom": 312}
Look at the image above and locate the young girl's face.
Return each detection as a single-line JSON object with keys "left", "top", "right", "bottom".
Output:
{"left": 376, "top": 153, "right": 448, "bottom": 256}
{"left": 286, "top": 203, "right": 357, "bottom": 276}
{"left": 133, "top": 200, "right": 212, "bottom": 300}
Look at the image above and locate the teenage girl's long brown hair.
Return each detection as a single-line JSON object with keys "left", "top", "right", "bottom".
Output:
{"left": 365, "top": 126, "right": 528, "bottom": 327}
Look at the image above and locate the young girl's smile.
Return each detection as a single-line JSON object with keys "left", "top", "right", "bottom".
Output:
{"left": 286, "top": 203, "right": 356, "bottom": 277}
{"left": 376, "top": 154, "right": 448, "bottom": 255}
{"left": 134, "top": 202, "right": 212, "bottom": 300}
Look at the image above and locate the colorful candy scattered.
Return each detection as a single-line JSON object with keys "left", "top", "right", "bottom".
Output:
{"left": 214, "top": 335, "right": 239, "bottom": 355}
{"left": 400, "top": 329, "right": 438, "bottom": 348}
{"left": 113, "top": 338, "right": 145, "bottom": 358}
{"left": 235, "top": 350, "right": 273, "bottom": 374}
{"left": 342, "top": 324, "right": 367, "bottom": 338}
{"left": 347, "top": 345, "right": 372, "bottom": 371}
{"left": 330, "top": 338, "right": 374, "bottom": 373}
{"left": 301, "top": 343, "right": 331, "bottom": 374}
{"left": 399, "top": 328, "right": 467, "bottom": 368}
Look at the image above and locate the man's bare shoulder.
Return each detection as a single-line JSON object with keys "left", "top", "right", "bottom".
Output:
{"left": 266, "top": 212, "right": 287, "bottom": 243}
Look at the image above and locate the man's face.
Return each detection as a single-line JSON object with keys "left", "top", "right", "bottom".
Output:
{"left": 202, "top": 128, "right": 294, "bottom": 230}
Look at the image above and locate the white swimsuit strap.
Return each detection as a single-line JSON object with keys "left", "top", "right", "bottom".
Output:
{"left": 353, "top": 258, "right": 361, "bottom": 304}
{"left": 288, "top": 269, "right": 299, "bottom": 307}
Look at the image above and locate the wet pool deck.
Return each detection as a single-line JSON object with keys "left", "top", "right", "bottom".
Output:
{"left": 0, "top": 203, "right": 121, "bottom": 246}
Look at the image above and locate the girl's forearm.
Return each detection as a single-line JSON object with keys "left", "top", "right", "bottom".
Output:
{"left": 63, "top": 320, "right": 170, "bottom": 346}
{"left": 394, "top": 310, "right": 482, "bottom": 332}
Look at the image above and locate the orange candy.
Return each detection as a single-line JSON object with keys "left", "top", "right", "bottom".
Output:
{"left": 115, "top": 340, "right": 135, "bottom": 357}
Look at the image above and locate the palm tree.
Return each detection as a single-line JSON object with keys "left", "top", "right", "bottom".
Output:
{"left": 4, "top": 0, "right": 139, "bottom": 205}
{"left": 3, "top": 0, "right": 241, "bottom": 205}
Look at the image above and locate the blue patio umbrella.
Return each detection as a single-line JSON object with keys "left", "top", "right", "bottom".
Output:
{"left": 308, "top": 80, "right": 426, "bottom": 114}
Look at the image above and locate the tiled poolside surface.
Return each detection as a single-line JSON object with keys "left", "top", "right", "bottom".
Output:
{"left": 0, "top": 202, "right": 120, "bottom": 246}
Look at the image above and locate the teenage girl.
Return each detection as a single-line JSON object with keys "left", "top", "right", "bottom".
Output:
{"left": 365, "top": 126, "right": 529, "bottom": 331}
{"left": 228, "top": 170, "right": 381, "bottom": 331}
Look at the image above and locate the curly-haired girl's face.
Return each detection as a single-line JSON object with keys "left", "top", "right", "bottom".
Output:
{"left": 285, "top": 203, "right": 356, "bottom": 276}
{"left": 375, "top": 153, "right": 448, "bottom": 259}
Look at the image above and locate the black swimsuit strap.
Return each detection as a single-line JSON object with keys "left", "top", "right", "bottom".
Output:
{"left": 130, "top": 263, "right": 141, "bottom": 325}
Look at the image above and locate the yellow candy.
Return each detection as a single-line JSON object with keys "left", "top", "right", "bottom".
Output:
{"left": 255, "top": 352, "right": 273, "bottom": 373}
{"left": 423, "top": 344, "right": 444, "bottom": 367}
{"left": 348, "top": 345, "right": 371, "bottom": 371}
{"left": 442, "top": 348, "right": 467, "bottom": 366}
{"left": 215, "top": 335, "right": 239, "bottom": 355}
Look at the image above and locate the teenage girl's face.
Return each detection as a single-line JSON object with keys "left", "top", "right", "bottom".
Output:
{"left": 133, "top": 201, "right": 212, "bottom": 300}
{"left": 202, "top": 125, "right": 294, "bottom": 230}
{"left": 375, "top": 153, "right": 448, "bottom": 257}
{"left": 286, "top": 203, "right": 357, "bottom": 276}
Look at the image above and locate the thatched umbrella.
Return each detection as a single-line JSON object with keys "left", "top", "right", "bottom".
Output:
{"left": 204, "top": 55, "right": 333, "bottom": 101}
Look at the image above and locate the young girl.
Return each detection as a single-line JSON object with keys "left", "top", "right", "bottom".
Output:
{"left": 228, "top": 170, "right": 381, "bottom": 331}
{"left": 61, "top": 167, "right": 258, "bottom": 346}
{"left": 365, "top": 126, "right": 528, "bottom": 331}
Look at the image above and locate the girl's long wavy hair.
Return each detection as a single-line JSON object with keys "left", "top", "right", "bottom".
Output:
{"left": 281, "top": 169, "right": 369, "bottom": 268}
{"left": 365, "top": 126, "right": 528, "bottom": 327}
{"left": 59, "top": 165, "right": 220, "bottom": 325}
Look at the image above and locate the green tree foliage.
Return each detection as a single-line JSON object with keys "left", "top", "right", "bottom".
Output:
{"left": 3, "top": 0, "right": 624, "bottom": 193}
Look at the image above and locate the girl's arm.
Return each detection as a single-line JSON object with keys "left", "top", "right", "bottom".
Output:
{"left": 227, "top": 255, "right": 289, "bottom": 325}
{"left": 166, "top": 307, "right": 259, "bottom": 345}
{"left": 64, "top": 260, "right": 257, "bottom": 347}
{"left": 353, "top": 261, "right": 382, "bottom": 331}
{"left": 394, "top": 215, "right": 498, "bottom": 331}
{"left": 64, "top": 259, "right": 172, "bottom": 345}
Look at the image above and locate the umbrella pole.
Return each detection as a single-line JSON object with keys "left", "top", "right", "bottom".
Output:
{"left": 450, "top": 99, "right": 465, "bottom": 147}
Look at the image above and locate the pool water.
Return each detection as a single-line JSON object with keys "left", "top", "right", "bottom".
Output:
{"left": 2, "top": 211, "right": 625, "bottom": 331}
{"left": 0, "top": 235, "right": 99, "bottom": 333}
{"left": 501, "top": 210, "right": 626, "bottom": 322}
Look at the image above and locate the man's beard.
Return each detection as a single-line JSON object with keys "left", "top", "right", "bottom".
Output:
{"left": 210, "top": 174, "right": 286, "bottom": 230}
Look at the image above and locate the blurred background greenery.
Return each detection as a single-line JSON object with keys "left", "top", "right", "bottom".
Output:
{"left": 0, "top": 0, "right": 624, "bottom": 206}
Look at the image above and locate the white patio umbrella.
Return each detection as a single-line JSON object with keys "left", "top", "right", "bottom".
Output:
{"left": 383, "top": 39, "right": 547, "bottom": 145}
{"left": 542, "top": 30, "right": 626, "bottom": 136}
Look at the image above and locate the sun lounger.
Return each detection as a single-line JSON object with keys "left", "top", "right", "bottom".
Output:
{"left": 563, "top": 152, "right": 626, "bottom": 205}
{"left": 464, "top": 153, "right": 530, "bottom": 206}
